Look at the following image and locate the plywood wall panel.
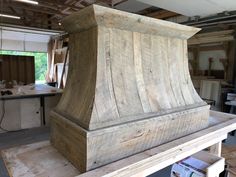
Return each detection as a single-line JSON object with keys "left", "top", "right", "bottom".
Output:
{"left": 0, "top": 55, "right": 35, "bottom": 84}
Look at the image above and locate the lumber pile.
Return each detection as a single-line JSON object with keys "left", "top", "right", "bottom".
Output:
{"left": 47, "top": 38, "right": 69, "bottom": 88}
{"left": 188, "top": 30, "right": 234, "bottom": 45}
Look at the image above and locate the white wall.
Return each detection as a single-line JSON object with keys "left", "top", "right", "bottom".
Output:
{"left": 0, "top": 39, "right": 48, "bottom": 52}
{"left": 0, "top": 28, "right": 53, "bottom": 52}
{"left": 188, "top": 50, "right": 226, "bottom": 70}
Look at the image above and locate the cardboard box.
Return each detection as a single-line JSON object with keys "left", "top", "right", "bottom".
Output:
{"left": 171, "top": 151, "right": 224, "bottom": 177}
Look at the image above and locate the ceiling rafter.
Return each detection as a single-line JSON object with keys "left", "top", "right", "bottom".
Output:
{"left": 50, "top": 0, "right": 86, "bottom": 19}
{"left": 0, "top": 0, "right": 180, "bottom": 30}
{"left": 95, "top": 0, "right": 128, "bottom": 7}
{"left": 37, "top": 0, "right": 83, "bottom": 10}
{"left": 147, "top": 9, "right": 179, "bottom": 19}
{"left": 111, "top": 0, "right": 128, "bottom": 6}
{"left": 3, "top": 1, "right": 63, "bottom": 15}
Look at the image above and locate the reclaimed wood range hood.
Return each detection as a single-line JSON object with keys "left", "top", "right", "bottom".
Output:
{"left": 50, "top": 5, "right": 210, "bottom": 172}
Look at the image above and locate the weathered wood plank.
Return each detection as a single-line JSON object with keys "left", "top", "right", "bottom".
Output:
{"left": 3, "top": 111, "right": 236, "bottom": 177}
{"left": 51, "top": 4, "right": 209, "bottom": 172}
{"left": 188, "top": 30, "right": 235, "bottom": 45}
{"left": 63, "top": 5, "right": 200, "bottom": 39}
{"left": 133, "top": 32, "right": 152, "bottom": 112}
{"left": 78, "top": 112, "right": 236, "bottom": 177}
{"left": 1, "top": 141, "right": 79, "bottom": 177}
{"left": 52, "top": 105, "right": 209, "bottom": 171}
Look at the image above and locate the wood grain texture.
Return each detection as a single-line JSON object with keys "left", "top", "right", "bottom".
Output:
{"left": 51, "top": 105, "right": 209, "bottom": 172}
{"left": 222, "top": 144, "right": 236, "bottom": 176}
{"left": 56, "top": 25, "right": 207, "bottom": 130}
{"left": 51, "top": 5, "right": 209, "bottom": 172}
{"left": 62, "top": 5, "right": 200, "bottom": 39}
{"left": 1, "top": 141, "right": 79, "bottom": 177}
{"left": 3, "top": 111, "right": 236, "bottom": 177}
{"left": 188, "top": 30, "right": 234, "bottom": 45}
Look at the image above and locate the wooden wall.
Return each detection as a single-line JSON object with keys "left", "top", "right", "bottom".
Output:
{"left": 0, "top": 55, "right": 35, "bottom": 84}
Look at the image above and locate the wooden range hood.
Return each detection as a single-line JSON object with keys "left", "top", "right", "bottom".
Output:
{"left": 50, "top": 5, "right": 210, "bottom": 172}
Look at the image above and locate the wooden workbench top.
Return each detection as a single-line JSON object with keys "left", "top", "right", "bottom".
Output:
{"left": 0, "top": 84, "right": 62, "bottom": 100}
{"left": 1, "top": 111, "right": 236, "bottom": 177}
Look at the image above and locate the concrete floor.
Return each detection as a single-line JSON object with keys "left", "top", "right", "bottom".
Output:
{"left": 0, "top": 127, "right": 235, "bottom": 177}
{"left": 0, "top": 127, "right": 50, "bottom": 177}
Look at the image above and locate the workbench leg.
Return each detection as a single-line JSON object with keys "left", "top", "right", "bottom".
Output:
{"left": 209, "top": 141, "right": 222, "bottom": 157}
{"left": 210, "top": 142, "right": 222, "bottom": 177}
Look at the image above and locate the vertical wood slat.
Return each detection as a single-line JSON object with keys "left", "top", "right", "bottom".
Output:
{"left": 110, "top": 28, "right": 143, "bottom": 117}
{"left": 56, "top": 26, "right": 208, "bottom": 130}
{"left": 0, "top": 55, "right": 35, "bottom": 84}
{"left": 133, "top": 32, "right": 152, "bottom": 113}
{"left": 92, "top": 27, "right": 120, "bottom": 123}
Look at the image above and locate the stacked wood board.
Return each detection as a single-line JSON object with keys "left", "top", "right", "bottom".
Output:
{"left": 50, "top": 5, "right": 210, "bottom": 172}
{"left": 47, "top": 38, "right": 69, "bottom": 88}
{"left": 188, "top": 30, "right": 235, "bottom": 45}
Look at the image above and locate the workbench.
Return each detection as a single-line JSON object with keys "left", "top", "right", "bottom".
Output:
{"left": 222, "top": 144, "right": 236, "bottom": 177}
{"left": 1, "top": 111, "right": 236, "bottom": 177}
{"left": 0, "top": 84, "right": 62, "bottom": 132}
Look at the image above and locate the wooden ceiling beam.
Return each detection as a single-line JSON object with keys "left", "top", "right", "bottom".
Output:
{"left": 1, "top": 0, "right": 131, "bottom": 30}
{"left": 11, "top": 0, "right": 82, "bottom": 10}
{"left": 0, "top": 16, "right": 48, "bottom": 29}
{"left": 9, "top": 6, "right": 18, "bottom": 14}
{"left": 95, "top": 0, "right": 128, "bottom": 7}
{"left": 11, "top": 0, "right": 58, "bottom": 11}
{"left": 37, "top": 0, "right": 83, "bottom": 10}
{"left": 50, "top": 0, "right": 85, "bottom": 19}
{"left": 147, "top": 9, "right": 179, "bottom": 19}
{"left": 0, "top": 10, "right": 21, "bottom": 18}
{"left": 112, "top": 0, "right": 128, "bottom": 6}
{"left": 4, "top": 0, "right": 77, "bottom": 15}
{"left": 3, "top": 1, "right": 63, "bottom": 15}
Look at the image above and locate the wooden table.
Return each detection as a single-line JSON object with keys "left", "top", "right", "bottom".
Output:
{"left": 0, "top": 84, "right": 62, "bottom": 100}
{"left": 0, "top": 84, "right": 62, "bottom": 132}
{"left": 1, "top": 111, "right": 236, "bottom": 177}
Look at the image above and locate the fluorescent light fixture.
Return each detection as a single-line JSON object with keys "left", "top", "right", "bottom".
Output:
{"left": 0, "top": 14, "right": 21, "bottom": 19}
{"left": 14, "top": 0, "right": 38, "bottom": 5}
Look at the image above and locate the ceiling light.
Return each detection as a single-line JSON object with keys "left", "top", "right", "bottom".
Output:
{"left": 14, "top": 0, "right": 38, "bottom": 5}
{"left": 58, "top": 22, "right": 62, "bottom": 26}
{"left": 0, "top": 14, "right": 21, "bottom": 19}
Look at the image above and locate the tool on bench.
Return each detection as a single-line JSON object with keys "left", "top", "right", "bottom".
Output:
{"left": 1, "top": 90, "right": 13, "bottom": 96}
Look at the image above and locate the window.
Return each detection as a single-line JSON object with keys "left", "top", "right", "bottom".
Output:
{"left": 0, "top": 50, "right": 47, "bottom": 83}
